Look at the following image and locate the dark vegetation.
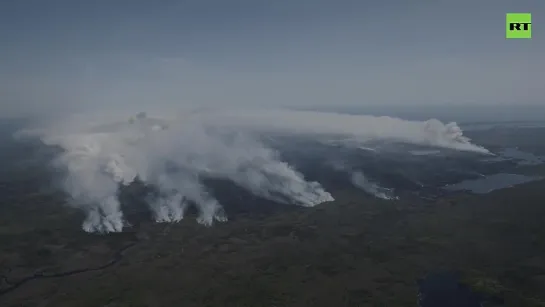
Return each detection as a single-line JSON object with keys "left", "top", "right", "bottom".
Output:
{"left": 1, "top": 124, "right": 545, "bottom": 306}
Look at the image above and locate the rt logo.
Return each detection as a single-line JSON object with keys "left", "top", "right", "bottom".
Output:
{"left": 506, "top": 13, "right": 531, "bottom": 39}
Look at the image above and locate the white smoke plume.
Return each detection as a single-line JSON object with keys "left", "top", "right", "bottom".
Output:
{"left": 192, "top": 109, "right": 490, "bottom": 154}
{"left": 350, "top": 172, "right": 398, "bottom": 200}
{"left": 328, "top": 161, "right": 398, "bottom": 200}
{"left": 17, "top": 108, "right": 488, "bottom": 233}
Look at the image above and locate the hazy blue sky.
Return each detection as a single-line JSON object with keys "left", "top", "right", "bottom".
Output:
{"left": 1, "top": 0, "right": 543, "bottom": 117}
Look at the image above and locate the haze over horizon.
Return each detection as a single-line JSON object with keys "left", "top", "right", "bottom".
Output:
{"left": 1, "top": 0, "right": 544, "bottom": 118}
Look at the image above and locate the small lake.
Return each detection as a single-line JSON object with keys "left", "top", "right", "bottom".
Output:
{"left": 418, "top": 272, "right": 482, "bottom": 307}
{"left": 498, "top": 148, "right": 545, "bottom": 166}
{"left": 444, "top": 173, "right": 542, "bottom": 194}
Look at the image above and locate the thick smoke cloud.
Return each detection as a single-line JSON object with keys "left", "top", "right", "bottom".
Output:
{"left": 17, "top": 109, "right": 488, "bottom": 233}
{"left": 195, "top": 110, "right": 490, "bottom": 154}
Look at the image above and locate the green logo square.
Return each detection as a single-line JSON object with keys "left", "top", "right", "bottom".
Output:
{"left": 506, "top": 13, "right": 532, "bottom": 39}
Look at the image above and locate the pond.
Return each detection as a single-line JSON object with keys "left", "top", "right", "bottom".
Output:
{"left": 418, "top": 272, "right": 482, "bottom": 307}
{"left": 444, "top": 173, "right": 542, "bottom": 194}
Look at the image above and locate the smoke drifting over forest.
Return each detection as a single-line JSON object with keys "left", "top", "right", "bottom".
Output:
{"left": 16, "top": 109, "right": 489, "bottom": 233}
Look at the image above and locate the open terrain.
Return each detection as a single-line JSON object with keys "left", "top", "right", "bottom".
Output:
{"left": 1, "top": 178, "right": 545, "bottom": 306}
{"left": 1, "top": 121, "right": 545, "bottom": 306}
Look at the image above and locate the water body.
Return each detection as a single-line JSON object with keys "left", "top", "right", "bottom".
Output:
{"left": 409, "top": 150, "right": 441, "bottom": 156}
{"left": 0, "top": 241, "right": 139, "bottom": 296}
{"left": 497, "top": 148, "right": 545, "bottom": 166}
{"left": 418, "top": 272, "right": 482, "bottom": 307}
{"left": 462, "top": 121, "right": 545, "bottom": 131}
{"left": 444, "top": 173, "right": 542, "bottom": 194}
